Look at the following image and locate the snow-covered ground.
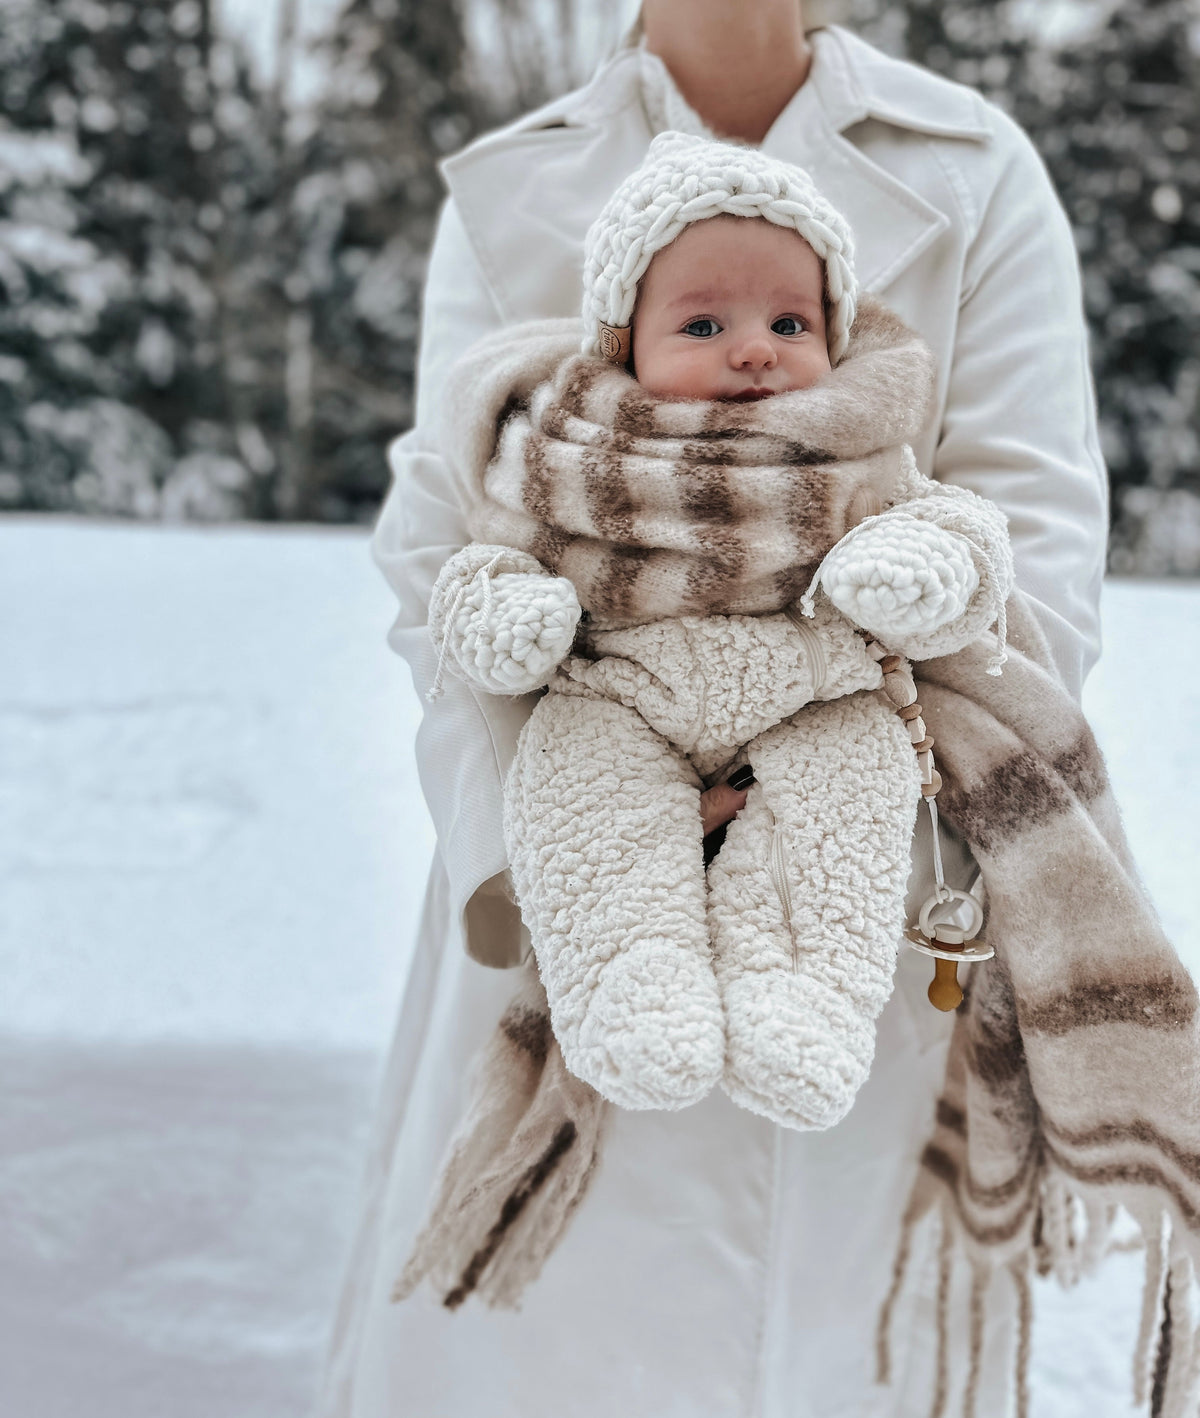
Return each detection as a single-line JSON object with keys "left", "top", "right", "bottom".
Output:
{"left": 0, "top": 517, "right": 1195, "bottom": 1418}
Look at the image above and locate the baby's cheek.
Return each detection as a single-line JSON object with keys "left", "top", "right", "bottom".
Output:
{"left": 662, "top": 349, "right": 725, "bottom": 401}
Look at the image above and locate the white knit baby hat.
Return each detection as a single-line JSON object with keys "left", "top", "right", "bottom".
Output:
{"left": 581, "top": 131, "right": 859, "bottom": 365}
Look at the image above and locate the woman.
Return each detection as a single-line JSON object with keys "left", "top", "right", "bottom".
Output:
{"left": 318, "top": 6, "right": 1108, "bottom": 1415}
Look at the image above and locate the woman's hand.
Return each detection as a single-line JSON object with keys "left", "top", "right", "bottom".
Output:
{"left": 700, "top": 765, "right": 755, "bottom": 837}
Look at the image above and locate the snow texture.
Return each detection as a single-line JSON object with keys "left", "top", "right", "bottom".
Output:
{"left": 0, "top": 517, "right": 1195, "bottom": 1417}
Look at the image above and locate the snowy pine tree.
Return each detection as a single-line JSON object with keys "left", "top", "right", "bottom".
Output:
{"left": 279, "top": 0, "right": 480, "bottom": 521}
{"left": 284, "top": 0, "right": 626, "bottom": 521}
{"left": 839, "top": 0, "right": 1200, "bottom": 572}
{"left": 0, "top": 0, "right": 277, "bottom": 518}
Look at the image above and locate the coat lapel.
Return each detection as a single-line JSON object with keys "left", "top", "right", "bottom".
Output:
{"left": 760, "top": 84, "right": 951, "bottom": 295}
{"left": 766, "top": 26, "right": 989, "bottom": 294}
{"left": 442, "top": 50, "right": 653, "bottom": 325}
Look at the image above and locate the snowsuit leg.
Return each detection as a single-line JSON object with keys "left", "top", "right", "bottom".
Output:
{"left": 707, "top": 691, "right": 921, "bottom": 1131}
{"left": 504, "top": 688, "right": 725, "bottom": 1111}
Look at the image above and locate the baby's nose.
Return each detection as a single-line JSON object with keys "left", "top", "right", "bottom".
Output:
{"left": 732, "top": 333, "right": 778, "bottom": 370}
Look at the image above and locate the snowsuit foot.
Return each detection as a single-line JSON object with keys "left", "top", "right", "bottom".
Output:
{"left": 707, "top": 692, "right": 921, "bottom": 1130}
{"left": 504, "top": 691, "right": 724, "bottom": 1111}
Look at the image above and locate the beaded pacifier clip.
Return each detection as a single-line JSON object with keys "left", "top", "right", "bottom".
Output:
{"left": 857, "top": 630, "right": 994, "bottom": 1011}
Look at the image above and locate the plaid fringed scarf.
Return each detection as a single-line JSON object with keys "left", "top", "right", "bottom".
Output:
{"left": 393, "top": 964, "right": 606, "bottom": 1311}
{"left": 401, "top": 306, "right": 1196, "bottom": 1415}
{"left": 448, "top": 296, "right": 935, "bottom": 628}
{"left": 398, "top": 582, "right": 1198, "bottom": 1417}
{"left": 875, "top": 591, "right": 1200, "bottom": 1418}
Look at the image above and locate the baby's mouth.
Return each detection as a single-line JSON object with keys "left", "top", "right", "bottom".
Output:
{"left": 725, "top": 387, "right": 774, "bottom": 402}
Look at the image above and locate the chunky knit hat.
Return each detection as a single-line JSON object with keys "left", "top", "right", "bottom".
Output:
{"left": 581, "top": 131, "right": 858, "bottom": 365}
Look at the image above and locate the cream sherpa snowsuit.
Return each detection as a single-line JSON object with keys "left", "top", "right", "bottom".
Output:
{"left": 429, "top": 438, "right": 1011, "bottom": 1133}
{"left": 428, "top": 133, "right": 1011, "bottom": 1131}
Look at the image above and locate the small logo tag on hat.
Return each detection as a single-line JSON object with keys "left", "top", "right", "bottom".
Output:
{"left": 598, "top": 324, "right": 631, "bottom": 363}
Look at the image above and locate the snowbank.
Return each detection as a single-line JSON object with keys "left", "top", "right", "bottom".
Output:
{"left": 0, "top": 517, "right": 1194, "bottom": 1417}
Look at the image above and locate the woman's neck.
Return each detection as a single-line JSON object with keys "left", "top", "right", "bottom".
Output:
{"left": 642, "top": 0, "right": 812, "bottom": 145}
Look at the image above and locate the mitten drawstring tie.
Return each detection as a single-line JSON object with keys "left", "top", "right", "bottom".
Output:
{"left": 796, "top": 526, "right": 860, "bottom": 621}
{"left": 428, "top": 550, "right": 508, "bottom": 703}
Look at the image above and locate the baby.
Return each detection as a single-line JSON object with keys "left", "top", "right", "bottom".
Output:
{"left": 427, "top": 134, "right": 1012, "bottom": 1130}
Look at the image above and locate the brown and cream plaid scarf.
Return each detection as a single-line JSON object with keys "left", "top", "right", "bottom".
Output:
{"left": 450, "top": 296, "right": 936, "bottom": 628}
{"left": 875, "top": 594, "right": 1200, "bottom": 1418}
{"left": 402, "top": 311, "right": 1198, "bottom": 1418}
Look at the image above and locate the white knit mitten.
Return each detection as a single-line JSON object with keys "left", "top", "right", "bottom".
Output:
{"left": 815, "top": 513, "right": 979, "bottom": 645}
{"left": 428, "top": 544, "right": 581, "bottom": 699}
{"left": 798, "top": 451, "right": 1014, "bottom": 672}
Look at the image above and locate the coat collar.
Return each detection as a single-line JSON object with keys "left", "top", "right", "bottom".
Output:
{"left": 805, "top": 25, "right": 991, "bottom": 141}
{"left": 561, "top": 25, "right": 992, "bottom": 143}
{"left": 442, "top": 28, "right": 992, "bottom": 322}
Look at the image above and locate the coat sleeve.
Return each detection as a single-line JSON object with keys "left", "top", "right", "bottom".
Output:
{"left": 371, "top": 197, "right": 534, "bottom": 968}
{"left": 932, "top": 110, "right": 1109, "bottom": 702}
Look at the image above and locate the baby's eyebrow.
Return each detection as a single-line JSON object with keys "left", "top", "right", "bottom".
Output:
{"left": 664, "top": 288, "right": 826, "bottom": 314}
{"left": 664, "top": 289, "right": 724, "bottom": 311}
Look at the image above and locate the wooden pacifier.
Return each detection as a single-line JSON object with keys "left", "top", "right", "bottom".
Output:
{"left": 903, "top": 888, "right": 993, "bottom": 1011}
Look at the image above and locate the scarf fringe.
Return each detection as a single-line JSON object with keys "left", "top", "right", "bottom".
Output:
{"left": 931, "top": 1207, "right": 955, "bottom": 1418}
{"left": 962, "top": 1260, "right": 987, "bottom": 1418}
{"left": 877, "top": 1180, "right": 1200, "bottom": 1418}
{"left": 1154, "top": 1251, "right": 1200, "bottom": 1418}
{"left": 1009, "top": 1258, "right": 1033, "bottom": 1418}
{"left": 1135, "top": 1207, "right": 1170, "bottom": 1407}
{"left": 392, "top": 967, "right": 608, "bottom": 1311}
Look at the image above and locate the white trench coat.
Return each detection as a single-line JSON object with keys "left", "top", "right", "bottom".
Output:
{"left": 317, "top": 26, "right": 1108, "bottom": 1418}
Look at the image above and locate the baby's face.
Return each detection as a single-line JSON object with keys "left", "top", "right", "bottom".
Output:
{"left": 631, "top": 215, "right": 832, "bottom": 402}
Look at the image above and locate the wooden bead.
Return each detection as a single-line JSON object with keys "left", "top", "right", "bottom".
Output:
{"left": 913, "top": 735, "right": 935, "bottom": 754}
{"left": 879, "top": 654, "right": 903, "bottom": 674}
{"left": 898, "top": 702, "right": 923, "bottom": 722}
{"left": 866, "top": 641, "right": 888, "bottom": 661}
{"left": 921, "top": 770, "right": 943, "bottom": 797}
{"left": 881, "top": 675, "right": 917, "bottom": 710}
{"left": 906, "top": 717, "right": 927, "bottom": 744}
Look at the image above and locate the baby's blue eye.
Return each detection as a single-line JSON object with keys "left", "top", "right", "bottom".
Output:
{"left": 682, "top": 318, "right": 720, "bottom": 338}
{"left": 772, "top": 316, "right": 805, "bottom": 336}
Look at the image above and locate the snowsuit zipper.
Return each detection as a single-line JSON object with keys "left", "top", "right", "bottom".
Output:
{"left": 767, "top": 806, "right": 798, "bottom": 973}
